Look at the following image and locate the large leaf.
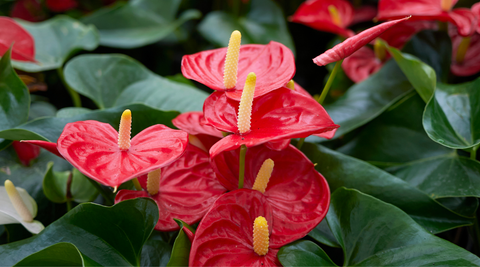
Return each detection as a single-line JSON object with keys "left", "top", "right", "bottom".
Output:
{"left": 423, "top": 79, "right": 480, "bottom": 150}
{"left": 64, "top": 54, "right": 208, "bottom": 111}
{"left": 198, "top": 0, "right": 295, "bottom": 55}
{"left": 302, "top": 143, "right": 473, "bottom": 233}
{"left": 12, "top": 16, "right": 99, "bottom": 72}
{"left": 0, "top": 198, "right": 158, "bottom": 266}
{"left": 278, "top": 241, "right": 337, "bottom": 267}
{"left": 13, "top": 242, "right": 97, "bottom": 266}
{"left": 327, "top": 188, "right": 480, "bottom": 266}
{"left": 0, "top": 103, "right": 178, "bottom": 142}
{"left": 81, "top": 0, "right": 200, "bottom": 48}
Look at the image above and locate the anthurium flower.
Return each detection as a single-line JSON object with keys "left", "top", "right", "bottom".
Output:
{"left": 12, "top": 141, "right": 40, "bottom": 166}
{"left": 0, "top": 16, "right": 36, "bottom": 62}
{"left": 203, "top": 83, "right": 339, "bottom": 157}
{"left": 20, "top": 140, "right": 63, "bottom": 158}
{"left": 377, "top": 0, "right": 476, "bottom": 37}
{"left": 313, "top": 16, "right": 411, "bottom": 66}
{"left": 0, "top": 180, "right": 44, "bottom": 234}
{"left": 181, "top": 37, "right": 295, "bottom": 101}
{"left": 10, "top": 0, "right": 46, "bottom": 22}
{"left": 211, "top": 144, "right": 330, "bottom": 245}
{"left": 172, "top": 111, "right": 223, "bottom": 152}
{"left": 351, "top": 5, "right": 378, "bottom": 25}
{"left": 115, "top": 144, "right": 226, "bottom": 231}
{"left": 189, "top": 189, "right": 281, "bottom": 266}
{"left": 46, "top": 0, "right": 78, "bottom": 12}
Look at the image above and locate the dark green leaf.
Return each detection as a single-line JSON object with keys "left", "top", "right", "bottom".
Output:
{"left": 198, "top": 0, "right": 295, "bottom": 54}
{"left": 141, "top": 240, "right": 172, "bottom": 267}
{"left": 423, "top": 79, "right": 480, "bottom": 150}
{"left": 13, "top": 242, "right": 97, "bottom": 266}
{"left": 13, "top": 16, "right": 99, "bottom": 72}
{"left": 70, "top": 168, "right": 99, "bottom": 203}
{"left": 0, "top": 198, "right": 159, "bottom": 266}
{"left": 278, "top": 241, "right": 337, "bottom": 267}
{"left": 64, "top": 54, "right": 208, "bottom": 112}
{"left": 328, "top": 188, "right": 480, "bottom": 266}
{"left": 167, "top": 219, "right": 195, "bottom": 267}
{"left": 308, "top": 218, "right": 340, "bottom": 248}
{"left": 0, "top": 104, "right": 178, "bottom": 142}
{"left": 81, "top": 0, "right": 201, "bottom": 48}
{"left": 302, "top": 143, "right": 473, "bottom": 233}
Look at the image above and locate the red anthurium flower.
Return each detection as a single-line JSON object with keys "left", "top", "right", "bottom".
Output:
{"left": 181, "top": 40, "right": 295, "bottom": 101}
{"left": 45, "top": 0, "right": 78, "bottom": 12}
{"left": 450, "top": 29, "right": 480, "bottom": 76}
{"left": 203, "top": 87, "right": 339, "bottom": 157}
{"left": 313, "top": 16, "right": 411, "bottom": 66}
{"left": 0, "top": 17, "right": 36, "bottom": 62}
{"left": 190, "top": 189, "right": 281, "bottom": 266}
{"left": 10, "top": 0, "right": 46, "bottom": 22}
{"left": 211, "top": 144, "right": 330, "bottom": 245}
{"left": 172, "top": 111, "right": 223, "bottom": 152}
{"left": 290, "top": 0, "right": 355, "bottom": 37}
{"left": 115, "top": 144, "right": 227, "bottom": 231}
{"left": 342, "top": 47, "right": 383, "bottom": 83}
{"left": 377, "top": 0, "right": 476, "bottom": 37}
{"left": 12, "top": 141, "right": 40, "bottom": 166}
{"left": 21, "top": 140, "right": 63, "bottom": 158}
{"left": 352, "top": 5, "right": 378, "bottom": 25}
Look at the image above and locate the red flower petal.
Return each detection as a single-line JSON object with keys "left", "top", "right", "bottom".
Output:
{"left": 313, "top": 16, "right": 411, "bottom": 66}
{"left": 342, "top": 46, "right": 383, "bottom": 83}
{"left": 181, "top": 41, "right": 295, "bottom": 101}
{"left": 352, "top": 5, "right": 378, "bottom": 25}
{"left": 45, "top": 0, "right": 77, "bottom": 12}
{"left": 449, "top": 8, "right": 477, "bottom": 37}
{"left": 451, "top": 32, "right": 480, "bottom": 76}
{"left": 57, "top": 121, "right": 188, "bottom": 188}
{"left": 115, "top": 145, "right": 226, "bottom": 231}
{"left": 473, "top": 3, "right": 480, "bottom": 34}
{"left": 378, "top": 20, "right": 438, "bottom": 49}
{"left": 10, "top": 0, "right": 45, "bottom": 22}
{"left": 0, "top": 17, "right": 36, "bottom": 62}
{"left": 190, "top": 189, "right": 281, "bottom": 266}
{"left": 12, "top": 141, "right": 40, "bottom": 166}
{"left": 211, "top": 144, "right": 330, "bottom": 246}
{"left": 203, "top": 88, "right": 339, "bottom": 157}
{"left": 172, "top": 111, "right": 223, "bottom": 138}
{"left": 21, "top": 140, "right": 63, "bottom": 158}
{"left": 290, "top": 0, "right": 355, "bottom": 37}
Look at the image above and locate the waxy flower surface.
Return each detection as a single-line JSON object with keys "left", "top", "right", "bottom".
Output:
{"left": 12, "top": 141, "right": 40, "bottom": 166}
{"left": 172, "top": 111, "right": 223, "bottom": 152}
{"left": 0, "top": 16, "right": 35, "bottom": 62}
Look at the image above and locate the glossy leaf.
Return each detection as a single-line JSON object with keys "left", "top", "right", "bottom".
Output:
{"left": 0, "top": 104, "right": 178, "bottom": 142}
{"left": 13, "top": 242, "right": 94, "bottom": 267}
{"left": 0, "top": 17, "right": 35, "bottom": 62}
{"left": 81, "top": 0, "right": 201, "bottom": 48}
{"left": 278, "top": 241, "right": 337, "bottom": 267}
{"left": 141, "top": 239, "right": 172, "bottom": 267}
{"left": 302, "top": 143, "right": 473, "bottom": 233}
{"left": 308, "top": 216, "right": 340, "bottom": 248}
{"left": 198, "top": 0, "right": 295, "bottom": 54}
{"left": 64, "top": 54, "right": 207, "bottom": 111}
{"left": 424, "top": 79, "right": 480, "bottom": 150}
{"left": 167, "top": 219, "right": 196, "bottom": 267}
{"left": 0, "top": 198, "right": 159, "bottom": 266}
{"left": 13, "top": 16, "right": 99, "bottom": 72}
{"left": 327, "top": 188, "right": 480, "bottom": 266}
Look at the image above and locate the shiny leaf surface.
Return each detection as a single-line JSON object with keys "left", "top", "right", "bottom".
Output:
{"left": 278, "top": 241, "right": 337, "bottom": 267}
{"left": 13, "top": 242, "right": 95, "bottom": 266}
{"left": 167, "top": 219, "right": 196, "bottom": 266}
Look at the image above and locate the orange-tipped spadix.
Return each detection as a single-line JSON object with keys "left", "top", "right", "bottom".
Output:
{"left": 118, "top": 109, "right": 132, "bottom": 150}
{"left": 253, "top": 216, "right": 269, "bottom": 256}
{"left": 441, "top": 0, "right": 454, "bottom": 11}
{"left": 5, "top": 180, "right": 33, "bottom": 222}
{"left": 147, "top": 169, "right": 161, "bottom": 195}
{"left": 237, "top": 72, "right": 256, "bottom": 134}
{"left": 286, "top": 80, "right": 295, "bottom": 90}
{"left": 328, "top": 5, "right": 342, "bottom": 27}
{"left": 252, "top": 159, "right": 274, "bottom": 194}
{"left": 224, "top": 30, "right": 242, "bottom": 89}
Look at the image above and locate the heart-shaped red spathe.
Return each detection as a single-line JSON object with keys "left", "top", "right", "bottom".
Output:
{"left": 57, "top": 120, "right": 188, "bottom": 188}
{"left": 290, "top": 0, "right": 355, "bottom": 38}
{"left": 46, "top": 0, "right": 78, "bottom": 12}
{"left": 0, "top": 17, "right": 36, "bottom": 62}
{"left": 204, "top": 88, "right": 339, "bottom": 157}
{"left": 115, "top": 144, "right": 226, "bottom": 231}
{"left": 172, "top": 111, "right": 223, "bottom": 151}
{"left": 342, "top": 47, "right": 383, "bottom": 83}
{"left": 211, "top": 144, "right": 330, "bottom": 246}
{"left": 190, "top": 189, "right": 281, "bottom": 267}
{"left": 181, "top": 41, "right": 295, "bottom": 101}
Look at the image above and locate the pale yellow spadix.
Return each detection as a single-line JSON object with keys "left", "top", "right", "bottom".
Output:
{"left": 147, "top": 169, "right": 161, "bottom": 195}
{"left": 118, "top": 109, "right": 132, "bottom": 150}
{"left": 237, "top": 72, "right": 256, "bottom": 134}
{"left": 252, "top": 159, "right": 274, "bottom": 194}
{"left": 5, "top": 180, "right": 33, "bottom": 222}
{"left": 286, "top": 80, "right": 295, "bottom": 90}
{"left": 224, "top": 30, "right": 242, "bottom": 89}
{"left": 253, "top": 216, "right": 269, "bottom": 256}
{"left": 328, "top": 5, "right": 342, "bottom": 27}
{"left": 441, "top": 0, "right": 454, "bottom": 11}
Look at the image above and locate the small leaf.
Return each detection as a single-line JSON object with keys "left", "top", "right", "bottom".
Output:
{"left": 167, "top": 219, "right": 195, "bottom": 267}
{"left": 43, "top": 162, "right": 68, "bottom": 203}
{"left": 278, "top": 240, "right": 338, "bottom": 267}
{"left": 70, "top": 168, "right": 98, "bottom": 203}
{"left": 13, "top": 242, "right": 97, "bottom": 266}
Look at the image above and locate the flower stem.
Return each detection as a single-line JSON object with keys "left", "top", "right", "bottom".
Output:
{"left": 317, "top": 60, "right": 343, "bottom": 105}
{"left": 132, "top": 178, "right": 142, "bottom": 191}
{"left": 66, "top": 199, "right": 72, "bottom": 211}
{"left": 87, "top": 178, "right": 114, "bottom": 206}
{"left": 57, "top": 67, "right": 81, "bottom": 108}
{"left": 296, "top": 138, "right": 305, "bottom": 150}
{"left": 238, "top": 144, "right": 248, "bottom": 189}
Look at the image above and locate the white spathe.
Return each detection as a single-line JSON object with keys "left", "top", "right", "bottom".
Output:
{"left": 0, "top": 186, "right": 44, "bottom": 234}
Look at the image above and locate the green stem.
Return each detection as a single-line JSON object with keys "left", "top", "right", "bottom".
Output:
{"left": 238, "top": 145, "right": 248, "bottom": 189}
{"left": 87, "top": 178, "right": 114, "bottom": 206}
{"left": 296, "top": 138, "right": 305, "bottom": 150}
{"left": 317, "top": 60, "right": 343, "bottom": 105}
{"left": 132, "top": 178, "right": 142, "bottom": 191}
{"left": 472, "top": 149, "right": 477, "bottom": 160}
{"left": 66, "top": 199, "right": 72, "bottom": 211}
{"left": 57, "top": 67, "right": 81, "bottom": 108}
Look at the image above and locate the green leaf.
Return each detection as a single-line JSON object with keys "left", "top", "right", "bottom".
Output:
{"left": 56, "top": 107, "right": 92, "bottom": 118}
{"left": 0, "top": 198, "right": 159, "bottom": 266}
{"left": 81, "top": 0, "right": 201, "bottom": 48}
{"left": 383, "top": 40, "right": 436, "bottom": 102}
{"left": 328, "top": 188, "right": 480, "bottom": 266}
{"left": 64, "top": 54, "right": 208, "bottom": 112}
{"left": 198, "top": 0, "right": 295, "bottom": 55}
{"left": 13, "top": 242, "right": 98, "bottom": 266}
{"left": 167, "top": 219, "right": 195, "bottom": 267}
{"left": 302, "top": 143, "right": 473, "bottom": 233}
{"left": 278, "top": 240, "right": 338, "bottom": 267}
{"left": 0, "top": 103, "right": 178, "bottom": 142}
{"left": 70, "top": 168, "right": 99, "bottom": 203}
{"left": 0, "top": 48, "right": 30, "bottom": 132}
{"left": 12, "top": 16, "right": 99, "bottom": 72}
{"left": 141, "top": 239, "right": 172, "bottom": 267}
{"left": 423, "top": 79, "right": 480, "bottom": 150}
{"left": 29, "top": 102, "right": 57, "bottom": 121}
{"left": 308, "top": 218, "right": 340, "bottom": 248}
